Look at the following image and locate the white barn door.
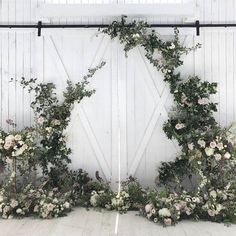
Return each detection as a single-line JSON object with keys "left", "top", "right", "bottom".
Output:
{"left": 36, "top": 30, "right": 178, "bottom": 186}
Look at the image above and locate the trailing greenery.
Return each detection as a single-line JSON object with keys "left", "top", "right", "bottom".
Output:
{"left": 20, "top": 61, "right": 105, "bottom": 176}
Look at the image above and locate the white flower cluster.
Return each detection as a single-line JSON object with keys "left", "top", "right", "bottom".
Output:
{"left": 90, "top": 191, "right": 100, "bottom": 207}
{"left": 0, "top": 184, "right": 72, "bottom": 219}
{"left": 187, "top": 131, "right": 235, "bottom": 163}
{"left": 201, "top": 186, "right": 236, "bottom": 217}
{"left": 111, "top": 191, "right": 130, "bottom": 212}
{"left": 144, "top": 191, "right": 204, "bottom": 226}
{"left": 38, "top": 191, "right": 71, "bottom": 219}
{"left": 0, "top": 196, "right": 25, "bottom": 219}
{"left": 168, "top": 43, "right": 176, "bottom": 50}
{"left": 181, "top": 93, "right": 193, "bottom": 107}
{"left": 0, "top": 131, "right": 35, "bottom": 163}
{"left": 132, "top": 33, "right": 140, "bottom": 39}
{"left": 158, "top": 208, "right": 171, "bottom": 217}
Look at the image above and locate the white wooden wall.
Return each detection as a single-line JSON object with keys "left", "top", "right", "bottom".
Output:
{"left": 0, "top": 0, "right": 236, "bottom": 186}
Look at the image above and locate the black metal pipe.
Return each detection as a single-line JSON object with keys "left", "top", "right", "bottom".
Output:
{"left": 2, "top": 23, "right": 236, "bottom": 28}
{"left": 0, "top": 21, "right": 236, "bottom": 36}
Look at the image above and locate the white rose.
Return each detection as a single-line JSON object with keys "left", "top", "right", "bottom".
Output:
{"left": 3, "top": 205, "right": 10, "bottom": 214}
{"left": 18, "top": 141, "right": 24, "bottom": 145}
{"left": 0, "top": 203, "right": 4, "bottom": 212}
{"left": 90, "top": 193, "right": 98, "bottom": 207}
{"left": 198, "top": 139, "right": 206, "bottom": 148}
{"left": 224, "top": 152, "right": 231, "bottom": 159}
{"left": 33, "top": 205, "right": 39, "bottom": 212}
{"left": 55, "top": 120, "right": 60, "bottom": 125}
{"left": 16, "top": 208, "right": 23, "bottom": 214}
{"left": 210, "top": 190, "right": 217, "bottom": 199}
{"left": 205, "top": 147, "right": 214, "bottom": 156}
{"left": 4, "top": 140, "right": 12, "bottom": 150}
{"left": 14, "top": 147, "right": 24, "bottom": 156}
{"left": 5, "top": 135, "right": 14, "bottom": 142}
{"left": 185, "top": 208, "right": 191, "bottom": 215}
{"left": 14, "top": 135, "right": 22, "bottom": 141}
{"left": 41, "top": 212, "right": 48, "bottom": 218}
{"left": 45, "top": 127, "right": 53, "bottom": 133}
{"left": 214, "top": 153, "right": 222, "bottom": 161}
{"left": 22, "top": 144, "right": 28, "bottom": 150}
{"left": 63, "top": 202, "right": 70, "bottom": 209}
{"left": 158, "top": 208, "right": 171, "bottom": 217}
{"left": 132, "top": 33, "right": 140, "bottom": 39}
{"left": 10, "top": 200, "right": 18, "bottom": 208}
{"left": 216, "top": 204, "right": 223, "bottom": 212}
{"left": 52, "top": 198, "right": 58, "bottom": 204}
{"left": 188, "top": 143, "right": 194, "bottom": 150}
{"left": 217, "top": 142, "right": 224, "bottom": 150}
{"left": 47, "top": 203, "right": 55, "bottom": 211}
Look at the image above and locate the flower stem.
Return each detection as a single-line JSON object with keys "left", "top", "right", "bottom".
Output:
{"left": 12, "top": 157, "right": 17, "bottom": 195}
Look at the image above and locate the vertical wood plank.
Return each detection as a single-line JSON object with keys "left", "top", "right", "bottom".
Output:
{"left": 22, "top": 32, "right": 33, "bottom": 127}
{"left": 225, "top": 0, "right": 234, "bottom": 126}
{"left": 0, "top": 35, "right": 2, "bottom": 127}
{"left": 8, "top": 33, "right": 16, "bottom": 131}
{"left": 1, "top": 34, "right": 9, "bottom": 131}
{"left": 218, "top": 0, "right": 227, "bottom": 127}
{"left": 15, "top": 33, "right": 24, "bottom": 130}
{"left": 111, "top": 40, "right": 119, "bottom": 186}
{"left": 118, "top": 42, "right": 127, "bottom": 179}
{"left": 234, "top": 1, "right": 236, "bottom": 121}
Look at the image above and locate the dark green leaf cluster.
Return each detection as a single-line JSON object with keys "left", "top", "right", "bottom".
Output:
{"left": 20, "top": 62, "right": 105, "bottom": 176}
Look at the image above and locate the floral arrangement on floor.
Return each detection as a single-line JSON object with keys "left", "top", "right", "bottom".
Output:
{"left": 0, "top": 16, "right": 235, "bottom": 227}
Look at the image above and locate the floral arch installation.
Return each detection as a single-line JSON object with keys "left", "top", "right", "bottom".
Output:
{"left": 0, "top": 16, "right": 236, "bottom": 225}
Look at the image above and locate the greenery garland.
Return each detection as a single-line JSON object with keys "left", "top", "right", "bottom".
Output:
{"left": 102, "top": 16, "right": 236, "bottom": 225}
{"left": 0, "top": 16, "right": 235, "bottom": 226}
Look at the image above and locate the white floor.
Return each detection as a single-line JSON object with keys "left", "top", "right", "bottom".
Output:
{"left": 0, "top": 208, "right": 236, "bottom": 236}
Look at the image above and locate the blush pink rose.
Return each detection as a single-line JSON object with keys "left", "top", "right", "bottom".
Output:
{"left": 164, "top": 218, "right": 172, "bottom": 226}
